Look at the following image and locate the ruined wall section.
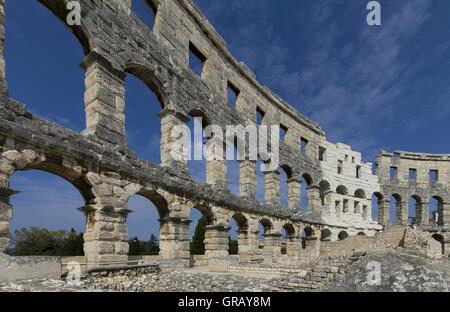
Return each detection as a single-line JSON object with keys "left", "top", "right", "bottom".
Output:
{"left": 377, "top": 150, "right": 450, "bottom": 227}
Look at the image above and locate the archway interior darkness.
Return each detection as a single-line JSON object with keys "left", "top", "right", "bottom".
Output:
{"left": 338, "top": 231, "right": 349, "bottom": 241}
{"left": 125, "top": 74, "right": 162, "bottom": 163}
{"left": 9, "top": 170, "right": 85, "bottom": 252}
{"left": 408, "top": 196, "right": 419, "bottom": 225}
{"left": 4, "top": 0, "right": 85, "bottom": 132}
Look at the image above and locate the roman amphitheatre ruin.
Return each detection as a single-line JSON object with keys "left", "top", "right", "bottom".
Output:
{"left": 0, "top": 0, "right": 449, "bottom": 292}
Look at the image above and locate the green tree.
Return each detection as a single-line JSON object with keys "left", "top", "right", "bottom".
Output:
{"left": 13, "top": 227, "right": 65, "bottom": 256}
{"left": 62, "top": 228, "right": 84, "bottom": 256}
{"left": 228, "top": 236, "right": 238, "bottom": 255}
{"left": 145, "top": 234, "right": 160, "bottom": 255}
{"left": 190, "top": 216, "right": 206, "bottom": 255}
{"left": 128, "top": 236, "right": 145, "bottom": 256}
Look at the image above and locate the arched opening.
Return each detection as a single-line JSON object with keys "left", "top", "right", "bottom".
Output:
{"left": 301, "top": 174, "right": 313, "bottom": 213}
{"left": 127, "top": 192, "right": 166, "bottom": 257}
{"left": 256, "top": 157, "right": 265, "bottom": 203}
{"left": 226, "top": 139, "right": 240, "bottom": 195}
{"left": 357, "top": 232, "right": 366, "bottom": 236}
{"left": 8, "top": 170, "right": 85, "bottom": 256}
{"left": 258, "top": 218, "right": 273, "bottom": 244}
{"left": 187, "top": 112, "right": 209, "bottom": 183}
{"left": 228, "top": 213, "right": 248, "bottom": 256}
{"left": 372, "top": 192, "right": 383, "bottom": 222}
{"left": 131, "top": 0, "right": 159, "bottom": 32}
{"left": 302, "top": 226, "right": 314, "bottom": 248}
{"left": 336, "top": 185, "right": 348, "bottom": 213}
{"left": 338, "top": 231, "right": 349, "bottom": 241}
{"left": 281, "top": 224, "right": 295, "bottom": 254}
{"left": 354, "top": 189, "right": 366, "bottom": 199}
{"left": 189, "top": 206, "right": 213, "bottom": 256}
{"left": 390, "top": 194, "right": 402, "bottom": 225}
{"left": 124, "top": 73, "right": 163, "bottom": 163}
{"left": 408, "top": 196, "right": 421, "bottom": 225}
{"left": 320, "top": 229, "right": 332, "bottom": 242}
{"left": 432, "top": 234, "right": 445, "bottom": 254}
{"left": 319, "top": 180, "right": 331, "bottom": 206}
{"left": 429, "top": 196, "right": 444, "bottom": 226}
{"left": 5, "top": 0, "right": 86, "bottom": 131}
{"left": 336, "top": 185, "right": 348, "bottom": 195}
{"left": 280, "top": 165, "right": 292, "bottom": 207}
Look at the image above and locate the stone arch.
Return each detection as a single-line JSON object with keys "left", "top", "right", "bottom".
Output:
{"left": 300, "top": 173, "right": 313, "bottom": 212}
{"left": 280, "top": 164, "right": 293, "bottom": 207}
{"left": 372, "top": 192, "right": 384, "bottom": 223}
{"left": 38, "top": 0, "right": 93, "bottom": 55}
{"left": 319, "top": 180, "right": 331, "bottom": 206}
{"left": 408, "top": 195, "right": 422, "bottom": 225}
{"left": 230, "top": 213, "right": 248, "bottom": 231}
{"left": 390, "top": 194, "right": 403, "bottom": 225}
{"left": 320, "top": 228, "right": 332, "bottom": 241}
{"left": 354, "top": 189, "right": 366, "bottom": 199}
{"left": 283, "top": 223, "right": 295, "bottom": 237}
{"left": 336, "top": 185, "right": 348, "bottom": 195}
{"left": 357, "top": 232, "right": 366, "bottom": 236}
{"left": 338, "top": 231, "right": 349, "bottom": 241}
{"left": 259, "top": 218, "right": 273, "bottom": 235}
{"left": 135, "top": 189, "right": 169, "bottom": 218}
{"left": 429, "top": 195, "right": 444, "bottom": 226}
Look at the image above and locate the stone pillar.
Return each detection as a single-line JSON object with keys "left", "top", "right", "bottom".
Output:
{"left": 379, "top": 198, "right": 390, "bottom": 226}
{"left": 264, "top": 232, "right": 282, "bottom": 262}
{"left": 0, "top": 0, "right": 8, "bottom": 98}
{"left": 287, "top": 177, "right": 301, "bottom": 212}
{"left": 0, "top": 186, "right": 19, "bottom": 253}
{"left": 159, "top": 217, "right": 190, "bottom": 268}
{"left": 307, "top": 185, "right": 321, "bottom": 212}
{"left": 398, "top": 199, "right": 408, "bottom": 225}
{"left": 322, "top": 190, "right": 333, "bottom": 210}
{"left": 81, "top": 52, "right": 126, "bottom": 147}
{"left": 286, "top": 235, "right": 303, "bottom": 257}
{"left": 80, "top": 205, "right": 130, "bottom": 267}
{"left": 239, "top": 160, "right": 256, "bottom": 199}
{"left": 204, "top": 225, "right": 230, "bottom": 272}
{"left": 305, "top": 237, "right": 320, "bottom": 258}
{"left": 160, "top": 109, "right": 190, "bottom": 173}
{"left": 442, "top": 203, "right": 450, "bottom": 228}
{"left": 205, "top": 137, "right": 227, "bottom": 189}
{"left": 264, "top": 170, "right": 279, "bottom": 205}
{"left": 416, "top": 200, "right": 429, "bottom": 226}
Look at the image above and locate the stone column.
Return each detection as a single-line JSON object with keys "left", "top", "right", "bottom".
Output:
{"left": 378, "top": 198, "right": 390, "bottom": 226}
{"left": 0, "top": 0, "right": 8, "bottom": 98}
{"left": 286, "top": 235, "right": 303, "bottom": 257}
{"left": 160, "top": 109, "right": 190, "bottom": 173}
{"left": 287, "top": 177, "right": 301, "bottom": 212}
{"left": 264, "top": 170, "right": 279, "bottom": 205}
{"left": 81, "top": 52, "right": 126, "bottom": 147}
{"left": 239, "top": 160, "right": 256, "bottom": 199}
{"left": 264, "top": 232, "right": 282, "bottom": 262}
{"left": 416, "top": 200, "right": 429, "bottom": 226}
{"left": 442, "top": 203, "right": 450, "bottom": 228}
{"left": 204, "top": 225, "right": 230, "bottom": 272}
{"left": 307, "top": 185, "right": 321, "bottom": 212}
{"left": 304, "top": 236, "right": 320, "bottom": 259}
{"left": 205, "top": 137, "right": 227, "bottom": 189}
{"left": 159, "top": 217, "right": 190, "bottom": 268}
{"left": 80, "top": 205, "right": 130, "bottom": 267}
{"left": 322, "top": 190, "right": 333, "bottom": 210}
{"left": 0, "top": 186, "right": 19, "bottom": 253}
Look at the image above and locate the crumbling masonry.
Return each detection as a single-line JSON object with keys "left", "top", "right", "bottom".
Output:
{"left": 0, "top": 0, "right": 449, "bottom": 270}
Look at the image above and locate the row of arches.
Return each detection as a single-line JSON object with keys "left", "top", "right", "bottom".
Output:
{"left": 372, "top": 192, "right": 446, "bottom": 226}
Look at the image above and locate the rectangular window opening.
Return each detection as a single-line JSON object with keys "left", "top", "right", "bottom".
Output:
{"left": 300, "top": 138, "right": 309, "bottom": 153}
{"left": 390, "top": 167, "right": 398, "bottom": 180}
{"left": 356, "top": 165, "right": 361, "bottom": 179}
{"left": 227, "top": 81, "right": 240, "bottom": 107}
{"left": 338, "top": 160, "right": 343, "bottom": 175}
{"left": 189, "top": 42, "right": 207, "bottom": 77}
{"left": 319, "top": 147, "right": 326, "bottom": 161}
{"left": 256, "top": 107, "right": 265, "bottom": 125}
{"left": 280, "top": 124, "right": 288, "bottom": 142}
{"left": 429, "top": 170, "right": 439, "bottom": 183}
{"left": 409, "top": 168, "right": 417, "bottom": 181}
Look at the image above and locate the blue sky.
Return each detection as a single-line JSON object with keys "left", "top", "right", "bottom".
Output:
{"left": 3, "top": 0, "right": 450, "bottom": 241}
